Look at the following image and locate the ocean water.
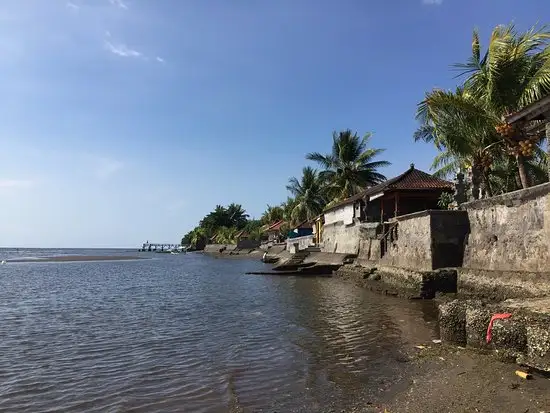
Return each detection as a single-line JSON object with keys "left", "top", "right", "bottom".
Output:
{"left": 0, "top": 249, "right": 437, "bottom": 412}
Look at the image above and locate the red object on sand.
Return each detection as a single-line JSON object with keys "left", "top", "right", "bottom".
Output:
{"left": 486, "top": 313, "right": 512, "bottom": 343}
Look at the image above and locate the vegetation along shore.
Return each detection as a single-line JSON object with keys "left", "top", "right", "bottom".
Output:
{"left": 179, "top": 23, "right": 550, "bottom": 410}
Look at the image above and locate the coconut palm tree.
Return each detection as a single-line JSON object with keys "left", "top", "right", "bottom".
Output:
{"left": 261, "top": 204, "right": 284, "bottom": 225}
{"left": 286, "top": 167, "right": 327, "bottom": 223}
{"left": 416, "top": 24, "right": 550, "bottom": 193}
{"left": 226, "top": 203, "right": 249, "bottom": 229}
{"left": 415, "top": 86, "right": 502, "bottom": 198}
{"left": 307, "top": 130, "right": 390, "bottom": 202}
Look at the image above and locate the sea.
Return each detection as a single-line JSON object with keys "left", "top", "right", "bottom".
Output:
{"left": 0, "top": 248, "right": 438, "bottom": 412}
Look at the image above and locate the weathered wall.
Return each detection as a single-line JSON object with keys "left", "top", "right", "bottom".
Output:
{"left": 236, "top": 239, "right": 261, "bottom": 249}
{"left": 462, "top": 183, "right": 550, "bottom": 272}
{"left": 324, "top": 204, "right": 355, "bottom": 226}
{"left": 381, "top": 210, "right": 469, "bottom": 271}
{"left": 286, "top": 235, "right": 314, "bottom": 252}
{"left": 203, "top": 244, "right": 237, "bottom": 253}
{"left": 381, "top": 213, "right": 432, "bottom": 270}
{"left": 321, "top": 221, "right": 362, "bottom": 254}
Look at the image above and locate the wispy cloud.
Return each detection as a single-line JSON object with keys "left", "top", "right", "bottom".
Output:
{"left": 105, "top": 40, "right": 142, "bottom": 58}
{"left": 156, "top": 56, "right": 165, "bottom": 63}
{"left": 0, "top": 179, "right": 33, "bottom": 189}
{"left": 422, "top": 0, "right": 443, "bottom": 5}
{"left": 109, "top": 0, "right": 128, "bottom": 9}
{"left": 94, "top": 158, "right": 124, "bottom": 179}
{"left": 66, "top": 2, "right": 79, "bottom": 12}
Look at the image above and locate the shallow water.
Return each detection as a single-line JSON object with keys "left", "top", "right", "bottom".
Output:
{"left": 0, "top": 249, "right": 437, "bottom": 412}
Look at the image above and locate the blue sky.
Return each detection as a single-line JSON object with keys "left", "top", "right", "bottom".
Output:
{"left": 0, "top": 0, "right": 546, "bottom": 248}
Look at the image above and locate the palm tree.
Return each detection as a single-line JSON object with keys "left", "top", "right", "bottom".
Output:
{"left": 307, "top": 130, "right": 390, "bottom": 202}
{"left": 226, "top": 203, "right": 249, "bottom": 229}
{"left": 415, "top": 86, "right": 502, "bottom": 198}
{"left": 286, "top": 167, "right": 327, "bottom": 223}
{"left": 189, "top": 227, "right": 207, "bottom": 250}
{"left": 416, "top": 24, "right": 550, "bottom": 193}
{"left": 261, "top": 204, "right": 284, "bottom": 225}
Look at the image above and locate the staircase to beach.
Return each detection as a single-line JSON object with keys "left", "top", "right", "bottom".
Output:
{"left": 284, "top": 250, "right": 310, "bottom": 266}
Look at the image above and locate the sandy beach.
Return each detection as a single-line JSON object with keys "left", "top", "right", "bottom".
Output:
{"left": 366, "top": 344, "right": 550, "bottom": 412}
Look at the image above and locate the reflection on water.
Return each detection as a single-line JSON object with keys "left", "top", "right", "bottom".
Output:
{"left": 0, "top": 250, "right": 437, "bottom": 412}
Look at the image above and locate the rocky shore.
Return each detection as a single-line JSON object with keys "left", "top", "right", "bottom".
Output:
{"left": 201, "top": 241, "right": 550, "bottom": 410}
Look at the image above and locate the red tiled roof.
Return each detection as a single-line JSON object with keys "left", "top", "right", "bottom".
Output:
{"left": 265, "top": 220, "right": 285, "bottom": 232}
{"left": 324, "top": 165, "right": 453, "bottom": 213}
{"left": 369, "top": 166, "right": 454, "bottom": 192}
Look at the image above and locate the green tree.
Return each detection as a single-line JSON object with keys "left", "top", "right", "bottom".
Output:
{"left": 307, "top": 129, "right": 390, "bottom": 202}
{"left": 416, "top": 24, "right": 550, "bottom": 195}
{"left": 286, "top": 167, "right": 326, "bottom": 223}
{"left": 261, "top": 204, "right": 284, "bottom": 224}
{"left": 226, "top": 203, "right": 249, "bottom": 229}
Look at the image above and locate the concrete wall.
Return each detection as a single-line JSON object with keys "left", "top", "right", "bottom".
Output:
{"left": 286, "top": 235, "right": 314, "bottom": 252}
{"left": 462, "top": 183, "right": 550, "bottom": 272}
{"left": 236, "top": 239, "right": 261, "bottom": 249}
{"left": 321, "top": 221, "right": 362, "bottom": 254}
{"left": 381, "top": 210, "right": 469, "bottom": 271}
{"left": 381, "top": 213, "right": 432, "bottom": 271}
{"left": 203, "top": 244, "right": 237, "bottom": 253}
{"left": 324, "top": 203, "right": 355, "bottom": 226}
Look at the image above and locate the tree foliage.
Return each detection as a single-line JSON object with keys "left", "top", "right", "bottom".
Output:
{"left": 415, "top": 23, "right": 550, "bottom": 197}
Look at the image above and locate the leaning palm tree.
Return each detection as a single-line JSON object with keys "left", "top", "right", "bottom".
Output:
{"left": 286, "top": 167, "right": 326, "bottom": 224}
{"left": 415, "top": 86, "right": 503, "bottom": 198}
{"left": 416, "top": 24, "right": 550, "bottom": 193}
{"left": 307, "top": 130, "right": 390, "bottom": 202}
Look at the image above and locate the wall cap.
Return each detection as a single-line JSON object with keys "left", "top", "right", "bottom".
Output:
{"left": 461, "top": 182, "right": 550, "bottom": 210}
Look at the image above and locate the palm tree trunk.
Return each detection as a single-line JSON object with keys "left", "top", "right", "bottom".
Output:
{"left": 482, "top": 170, "right": 493, "bottom": 198}
{"left": 516, "top": 154, "right": 531, "bottom": 189}
{"left": 471, "top": 164, "right": 481, "bottom": 200}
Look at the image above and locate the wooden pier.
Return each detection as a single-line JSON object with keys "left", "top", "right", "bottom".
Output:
{"left": 140, "top": 242, "right": 181, "bottom": 252}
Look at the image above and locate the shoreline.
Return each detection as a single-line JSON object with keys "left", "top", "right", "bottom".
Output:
{"left": 4, "top": 255, "right": 146, "bottom": 263}
{"left": 200, "top": 246, "right": 550, "bottom": 410}
{"left": 369, "top": 343, "right": 550, "bottom": 412}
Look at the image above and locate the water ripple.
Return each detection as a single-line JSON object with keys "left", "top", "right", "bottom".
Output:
{"left": 0, "top": 250, "right": 437, "bottom": 412}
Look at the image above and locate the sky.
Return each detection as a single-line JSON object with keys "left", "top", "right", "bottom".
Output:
{"left": 0, "top": 0, "right": 546, "bottom": 248}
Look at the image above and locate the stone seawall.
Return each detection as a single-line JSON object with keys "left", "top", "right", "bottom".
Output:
{"left": 461, "top": 182, "right": 550, "bottom": 273}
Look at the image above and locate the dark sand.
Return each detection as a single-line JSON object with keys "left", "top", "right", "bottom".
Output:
{"left": 6, "top": 255, "right": 146, "bottom": 263}
{"left": 364, "top": 344, "right": 550, "bottom": 413}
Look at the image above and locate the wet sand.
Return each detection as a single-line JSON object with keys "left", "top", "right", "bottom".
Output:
{"left": 6, "top": 255, "right": 146, "bottom": 263}
{"left": 365, "top": 344, "right": 550, "bottom": 412}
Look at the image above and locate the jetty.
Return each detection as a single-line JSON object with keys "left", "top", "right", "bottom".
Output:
{"left": 140, "top": 242, "right": 181, "bottom": 252}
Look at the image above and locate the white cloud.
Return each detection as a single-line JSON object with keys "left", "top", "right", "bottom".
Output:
{"left": 109, "top": 0, "right": 128, "bottom": 9}
{"left": 422, "top": 0, "right": 443, "bottom": 4}
{"left": 0, "top": 179, "right": 33, "bottom": 188}
{"left": 156, "top": 56, "right": 165, "bottom": 63}
{"left": 105, "top": 40, "right": 142, "bottom": 58}
{"left": 94, "top": 158, "right": 124, "bottom": 179}
{"left": 66, "top": 2, "right": 79, "bottom": 12}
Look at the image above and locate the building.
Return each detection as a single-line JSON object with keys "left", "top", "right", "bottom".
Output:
{"left": 320, "top": 164, "right": 454, "bottom": 254}
{"left": 264, "top": 220, "right": 286, "bottom": 243}
{"left": 288, "top": 220, "right": 314, "bottom": 239}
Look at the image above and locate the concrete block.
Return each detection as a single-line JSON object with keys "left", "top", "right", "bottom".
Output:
{"left": 439, "top": 300, "right": 468, "bottom": 345}
{"left": 525, "top": 323, "right": 550, "bottom": 372}
{"left": 465, "top": 307, "right": 493, "bottom": 349}
{"left": 491, "top": 318, "right": 527, "bottom": 354}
